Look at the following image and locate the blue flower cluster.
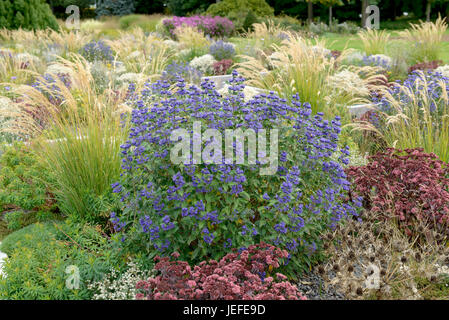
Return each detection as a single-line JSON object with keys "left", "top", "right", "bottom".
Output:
{"left": 372, "top": 70, "right": 449, "bottom": 115}
{"left": 209, "top": 40, "right": 235, "bottom": 61}
{"left": 161, "top": 62, "right": 203, "bottom": 84}
{"left": 32, "top": 73, "right": 72, "bottom": 106}
{"left": 361, "top": 54, "right": 392, "bottom": 70}
{"left": 111, "top": 70, "right": 361, "bottom": 271}
{"left": 80, "top": 40, "right": 114, "bottom": 63}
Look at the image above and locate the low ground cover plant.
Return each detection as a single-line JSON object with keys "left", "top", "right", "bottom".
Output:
{"left": 0, "top": 221, "right": 124, "bottom": 299}
{"left": 346, "top": 148, "right": 449, "bottom": 237}
{"left": 136, "top": 243, "right": 307, "bottom": 300}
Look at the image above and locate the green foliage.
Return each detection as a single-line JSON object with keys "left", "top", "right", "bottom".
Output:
{"left": 0, "top": 142, "right": 55, "bottom": 213}
{"left": 0, "top": 221, "right": 125, "bottom": 300}
{"left": 166, "top": 0, "right": 215, "bottom": 16}
{"left": 96, "top": 0, "right": 135, "bottom": 17}
{"left": 206, "top": 0, "right": 274, "bottom": 31}
{"left": 0, "top": 0, "right": 59, "bottom": 30}
{"left": 36, "top": 102, "right": 128, "bottom": 225}
{"left": 118, "top": 14, "right": 163, "bottom": 32}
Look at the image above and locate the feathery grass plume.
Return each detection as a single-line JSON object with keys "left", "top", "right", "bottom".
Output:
{"left": 44, "top": 29, "right": 94, "bottom": 55}
{"left": 349, "top": 71, "right": 449, "bottom": 162}
{"left": 357, "top": 28, "right": 390, "bottom": 55}
{"left": 174, "top": 25, "right": 210, "bottom": 51}
{"left": 399, "top": 16, "right": 448, "bottom": 64}
{"left": 106, "top": 29, "right": 173, "bottom": 79}
{"left": 34, "top": 95, "right": 129, "bottom": 224}
{"left": 25, "top": 55, "right": 131, "bottom": 224}
{"left": 80, "top": 19, "right": 105, "bottom": 33}
{"left": 236, "top": 33, "right": 387, "bottom": 119}
{"left": 0, "top": 53, "right": 130, "bottom": 139}
{"left": 245, "top": 19, "right": 291, "bottom": 50}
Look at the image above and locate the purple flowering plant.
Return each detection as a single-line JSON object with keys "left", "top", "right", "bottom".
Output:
{"left": 161, "top": 62, "right": 203, "bottom": 84}
{"left": 209, "top": 40, "right": 236, "bottom": 61}
{"left": 162, "top": 16, "right": 234, "bottom": 39}
{"left": 372, "top": 70, "right": 449, "bottom": 118}
{"left": 110, "top": 70, "right": 361, "bottom": 274}
{"left": 80, "top": 40, "right": 115, "bottom": 63}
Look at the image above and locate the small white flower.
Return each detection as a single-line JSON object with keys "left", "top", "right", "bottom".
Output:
{"left": 189, "top": 54, "right": 216, "bottom": 75}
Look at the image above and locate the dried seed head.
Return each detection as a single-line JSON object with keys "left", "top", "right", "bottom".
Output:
{"left": 380, "top": 269, "right": 386, "bottom": 276}
{"left": 369, "top": 256, "right": 375, "bottom": 263}
{"left": 333, "top": 264, "right": 340, "bottom": 272}
{"left": 318, "top": 266, "right": 325, "bottom": 275}
{"left": 347, "top": 265, "right": 354, "bottom": 273}
{"left": 430, "top": 275, "right": 437, "bottom": 282}
{"left": 415, "top": 252, "right": 421, "bottom": 262}
{"left": 356, "top": 287, "right": 363, "bottom": 296}
{"left": 401, "top": 256, "right": 407, "bottom": 263}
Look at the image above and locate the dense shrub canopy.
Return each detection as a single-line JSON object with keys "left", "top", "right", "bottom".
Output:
{"left": 346, "top": 148, "right": 449, "bottom": 236}
{"left": 0, "top": 0, "right": 59, "bottom": 30}
{"left": 206, "top": 0, "right": 274, "bottom": 31}
{"left": 111, "top": 71, "right": 361, "bottom": 274}
{"left": 96, "top": 0, "right": 135, "bottom": 17}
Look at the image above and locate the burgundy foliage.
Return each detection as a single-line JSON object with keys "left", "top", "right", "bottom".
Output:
{"left": 135, "top": 243, "right": 307, "bottom": 300}
{"left": 213, "top": 59, "right": 233, "bottom": 75}
{"left": 408, "top": 60, "right": 443, "bottom": 74}
{"left": 346, "top": 148, "right": 449, "bottom": 235}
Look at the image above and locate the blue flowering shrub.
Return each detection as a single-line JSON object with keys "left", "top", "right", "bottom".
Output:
{"left": 209, "top": 40, "right": 236, "bottom": 61}
{"left": 161, "top": 62, "right": 203, "bottom": 85}
{"left": 111, "top": 71, "right": 362, "bottom": 274}
{"left": 80, "top": 40, "right": 115, "bottom": 63}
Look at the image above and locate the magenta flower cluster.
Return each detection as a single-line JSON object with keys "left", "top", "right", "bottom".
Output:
{"left": 162, "top": 15, "right": 234, "bottom": 39}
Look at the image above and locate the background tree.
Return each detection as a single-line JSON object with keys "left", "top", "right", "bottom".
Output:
{"left": 96, "top": 0, "right": 135, "bottom": 17}
{"left": 0, "top": 0, "right": 59, "bottom": 30}
{"left": 318, "top": 0, "right": 344, "bottom": 25}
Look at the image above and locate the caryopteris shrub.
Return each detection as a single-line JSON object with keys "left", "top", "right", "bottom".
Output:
{"left": 110, "top": 71, "right": 361, "bottom": 274}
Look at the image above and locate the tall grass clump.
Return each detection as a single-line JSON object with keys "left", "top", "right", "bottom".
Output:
{"left": 353, "top": 71, "right": 449, "bottom": 162}
{"left": 174, "top": 26, "right": 210, "bottom": 51}
{"left": 399, "top": 16, "right": 448, "bottom": 64}
{"left": 236, "top": 33, "right": 386, "bottom": 119}
{"left": 106, "top": 30, "right": 173, "bottom": 78}
{"left": 1, "top": 54, "right": 130, "bottom": 224}
{"left": 357, "top": 28, "right": 390, "bottom": 55}
{"left": 36, "top": 98, "right": 128, "bottom": 224}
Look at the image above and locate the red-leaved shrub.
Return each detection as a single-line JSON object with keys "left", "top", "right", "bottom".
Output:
{"left": 135, "top": 243, "right": 307, "bottom": 300}
{"left": 213, "top": 59, "right": 233, "bottom": 75}
{"left": 346, "top": 148, "right": 449, "bottom": 235}
{"left": 408, "top": 60, "right": 443, "bottom": 74}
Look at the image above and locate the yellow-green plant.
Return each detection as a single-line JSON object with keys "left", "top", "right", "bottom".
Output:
{"left": 106, "top": 30, "right": 173, "bottom": 78}
{"left": 399, "top": 16, "right": 448, "bottom": 63}
{"left": 357, "top": 28, "right": 390, "bottom": 55}
{"left": 174, "top": 25, "right": 210, "bottom": 51}
{"left": 1, "top": 53, "right": 130, "bottom": 139}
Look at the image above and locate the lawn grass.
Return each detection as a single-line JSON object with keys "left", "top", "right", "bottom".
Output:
{"left": 320, "top": 29, "right": 449, "bottom": 64}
